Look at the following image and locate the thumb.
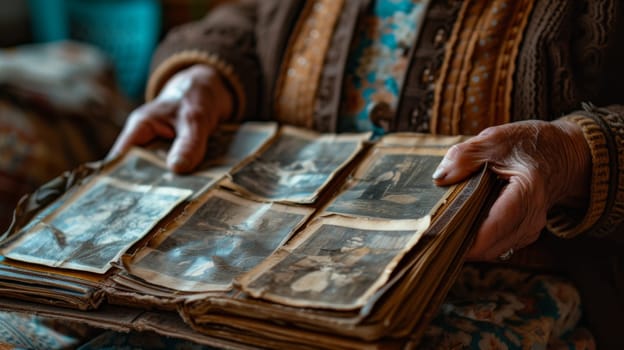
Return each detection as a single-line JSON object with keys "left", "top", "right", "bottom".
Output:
{"left": 432, "top": 137, "right": 491, "bottom": 185}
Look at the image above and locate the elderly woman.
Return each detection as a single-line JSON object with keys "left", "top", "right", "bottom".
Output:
{"left": 107, "top": 0, "right": 624, "bottom": 348}
{"left": 4, "top": 0, "right": 622, "bottom": 348}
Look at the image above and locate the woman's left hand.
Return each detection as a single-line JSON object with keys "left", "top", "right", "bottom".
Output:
{"left": 432, "top": 119, "right": 591, "bottom": 261}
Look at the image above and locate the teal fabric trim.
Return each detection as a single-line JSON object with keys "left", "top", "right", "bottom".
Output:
{"left": 339, "top": 0, "right": 424, "bottom": 136}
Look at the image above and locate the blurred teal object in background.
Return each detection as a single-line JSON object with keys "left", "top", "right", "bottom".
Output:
{"left": 28, "top": 0, "right": 161, "bottom": 100}
{"left": 28, "top": 0, "right": 68, "bottom": 42}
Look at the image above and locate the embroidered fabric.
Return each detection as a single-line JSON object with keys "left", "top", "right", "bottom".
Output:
{"left": 339, "top": 0, "right": 426, "bottom": 134}
{"left": 312, "top": 1, "right": 367, "bottom": 132}
{"left": 432, "top": 0, "right": 536, "bottom": 135}
{"left": 395, "top": 0, "right": 464, "bottom": 133}
{"left": 273, "top": 0, "right": 346, "bottom": 128}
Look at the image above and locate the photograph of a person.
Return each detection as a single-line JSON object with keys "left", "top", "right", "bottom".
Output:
{"left": 128, "top": 190, "right": 311, "bottom": 291}
{"left": 198, "top": 122, "right": 277, "bottom": 169}
{"left": 241, "top": 216, "right": 429, "bottom": 309}
{"left": 326, "top": 151, "right": 448, "bottom": 219}
{"left": 2, "top": 177, "right": 190, "bottom": 273}
{"left": 230, "top": 128, "right": 366, "bottom": 202}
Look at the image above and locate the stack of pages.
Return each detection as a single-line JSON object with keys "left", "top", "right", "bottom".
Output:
{"left": 0, "top": 122, "right": 501, "bottom": 349}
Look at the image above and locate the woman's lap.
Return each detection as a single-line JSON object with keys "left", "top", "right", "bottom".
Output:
{"left": 420, "top": 265, "right": 595, "bottom": 350}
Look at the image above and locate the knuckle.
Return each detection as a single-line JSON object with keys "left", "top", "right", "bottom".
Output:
{"left": 127, "top": 109, "right": 145, "bottom": 123}
{"left": 477, "top": 126, "right": 511, "bottom": 146}
{"left": 127, "top": 105, "right": 157, "bottom": 124}
{"left": 177, "top": 134, "right": 199, "bottom": 149}
{"left": 446, "top": 143, "right": 462, "bottom": 158}
{"left": 448, "top": 142, "right": 478, "bottom": 160}
{"left": 181, "top": 105, "right": 206, "bottom": 123}
{"left": 479, "top": 126, "right": 498, "bottom": 137}
{"left": 452, "top": 142, "right": 471, "bottom": 154}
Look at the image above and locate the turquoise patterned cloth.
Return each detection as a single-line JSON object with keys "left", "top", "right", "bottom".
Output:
{"left": 339, "top": 0, "right": 424, "bottom": 135}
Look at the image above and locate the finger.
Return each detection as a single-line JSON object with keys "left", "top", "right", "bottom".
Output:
{"left": 167, "top": 104, "right": 216, "bottom": 173}
{"left": 108, "top": 103, "right": 176, "bottom": 159}
{"left": 465, "top": 179, "right": 527, "bottom": 261}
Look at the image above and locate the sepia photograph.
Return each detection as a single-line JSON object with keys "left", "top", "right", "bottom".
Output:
{"left": 2, "top": 177, "right": 191, "bottom": 274}
{"left": 229, "top": 127, "right": 368, "bottom": 203}
{"left": 127, "top": 189, "right": 312, "bottom": 291}
{"left": 325, "top": 148, "right": 450, "bottom": 220}
{"left": 240, "top": 216, "right": 430, "bottom": 309}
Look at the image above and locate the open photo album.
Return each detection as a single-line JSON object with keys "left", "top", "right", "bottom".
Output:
{"left": 0, "top": 122, "right": 502, "bottom": 349}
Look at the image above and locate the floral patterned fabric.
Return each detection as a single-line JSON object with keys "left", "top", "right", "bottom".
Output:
{"left": 340, "top": 0, "right": 425, "bottom": 135}
{"left": 419, "top": 265, "right": 596, "bottom": 350}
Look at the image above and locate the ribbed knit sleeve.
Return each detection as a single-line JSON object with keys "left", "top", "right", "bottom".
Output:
{"left": 547, "top": 104, "right": 624, "bottom": 240}
{"left": 145, "top": 0, "right": 261, "bottom": 122}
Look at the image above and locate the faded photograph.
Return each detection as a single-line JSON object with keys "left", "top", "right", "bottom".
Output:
{"left": 2, "top": 178, "right": 190, "bottom": 273}
{"left": 129, "top": 190, "right": 310, "bottom": 291}
{"left": 109, "top": 150, "right": 215, "bottom": 193}
{"left": 200, "top": 122, "right": 277, "bottom": 169}
{"left": 230, "top": 130, "right": 363, "bottom": 202}
{"left": 241, "top": 217, "right": 428, "bottom": 309}
{"left": 326, "top": 152, "right": 448, "bottom": 219}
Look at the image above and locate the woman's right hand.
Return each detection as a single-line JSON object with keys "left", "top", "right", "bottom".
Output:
{"left": 432, "top": 119, "right": 591, "bottom": 261}
{"left": 108, "top": 64, "right": 233, "bottom": 173}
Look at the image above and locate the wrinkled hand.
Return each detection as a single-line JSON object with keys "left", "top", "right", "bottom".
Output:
{"left": 432, "top": 119, "right": 591, "bottom": 260}
{"left": 109, "top": 64, "right": 233, "bottom": 173}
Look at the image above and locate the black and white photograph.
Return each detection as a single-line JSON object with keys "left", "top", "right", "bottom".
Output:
{"left": 127, "top": 190, "right": 312, "bottom": 291}
{"left": 229, "top": 127, "right": 368, "bottom": 203}
{"left": 109, "top": 149, "right": 218, "bottom": 193}
{"left": 2, "top": 177, "right": 191, "bottom": 274}
{"left": 326, "top": 149, "right": 449, "bottom": 220}
{"left": 240, "top": 216, "right": 430, "bottom": 309}
{"left": 199, "top": 122, "right": 278, "bottom": 169}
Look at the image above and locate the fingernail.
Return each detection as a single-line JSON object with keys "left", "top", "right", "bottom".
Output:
{"left": 432, "top": 159, "right": 450, "bottom": 180}
{"left": 432, "top": 166, "right": 446, "bottom": 180}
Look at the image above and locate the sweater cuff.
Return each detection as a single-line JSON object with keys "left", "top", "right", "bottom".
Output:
{"left": 547, "top": 113, "right": 609, "bottom": 238}
{"left": 145, "top": 50, "right": 246, "bottom": 122}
